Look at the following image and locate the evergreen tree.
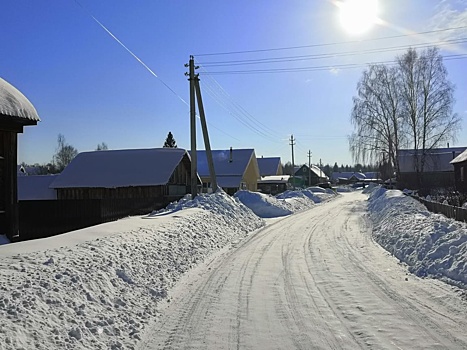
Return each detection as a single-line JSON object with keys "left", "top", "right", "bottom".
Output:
{"left": 163, "top": 132, "right": 177, "bottom": 148}
{"left": 333, "top": 162, "right": 339, "bottom": 173}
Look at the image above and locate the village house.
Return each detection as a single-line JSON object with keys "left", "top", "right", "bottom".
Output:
{"left": 450, "top": 149, "right": 467, "bottom": 194}
{"left": 0, "top": 78, "right": 39, "bottom": 240}
{"left": 50, "top": 148, "right": 193, "bottom": 200}
{"left": 195, "top": 148, "right": 260, "bottom": 195}
{"left": 257, "top": 157, "right": 283, "bottom": 177}
{"left": 397, "top": 147, "right": 466, "bottom": 190}
{"left": 293, "top": 164, "right": 329, "bottom": 187}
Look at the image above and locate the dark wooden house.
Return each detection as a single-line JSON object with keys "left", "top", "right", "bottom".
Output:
{"left": 0, "top": 78, "right": 39, "bottom": 239}
{"left": 50, "top": 148, "right": 194, "bottom": 201}
{"left": 451, "top": 149, "right": 467, "bottom": 194}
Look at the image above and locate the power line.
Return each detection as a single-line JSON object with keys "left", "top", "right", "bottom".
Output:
{"left": 198, "top": 38, "right": 467, "bottom": 67}
{"left": 201, "top": 54, "right": 467, "bottom": 75}
{"left": 194, "top": 25, "right": 467, "bottom": 57}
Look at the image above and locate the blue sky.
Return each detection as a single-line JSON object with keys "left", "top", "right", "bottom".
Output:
{"left": 3, "top": 0, "right": 467, "bottom": 167}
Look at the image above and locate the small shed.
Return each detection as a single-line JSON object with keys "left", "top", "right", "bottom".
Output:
{"left": 450, "top": 149, "right": 467, "bottom": 194}
{"left": 50, "top": 148, "right": 194, "bottom": 200}
{"left": 0, "top": 78, "right": 40, "bottom": 239}
{"left": 257, "top": 175, "right": 290, "bottom": 195}
{"left": 196, "top": 148, "right": 260, "bottom": 195}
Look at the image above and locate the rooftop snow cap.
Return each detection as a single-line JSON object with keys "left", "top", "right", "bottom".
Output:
{"left": 0, "top": 78, "right": 40, "bottom": 122}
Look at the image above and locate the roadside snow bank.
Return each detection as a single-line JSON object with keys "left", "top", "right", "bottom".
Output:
{"left": 0, "top": 191, "right": 264, "bottom": 350}
{"left": 367, "top": 187, "right": 467, "bottom": 289}
{"left": 234, "top": 191, "right": 293, "bottom": 217}
{"left": 276, "top": 188, "right": 336, "bottom": 204}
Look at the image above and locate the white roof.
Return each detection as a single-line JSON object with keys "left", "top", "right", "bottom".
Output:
{"left": 258, "top": 175, "right": 291, "bottom": 183}
{"left": 50, "top": 148, "right": 189, "bottom": 189}
{"left": 0, "top": 78, "right": 40, "bottom": 121}
{"left": 451, "top": 149, "right": 467, "bottom": 164}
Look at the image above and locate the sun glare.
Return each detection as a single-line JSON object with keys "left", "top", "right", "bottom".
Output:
{"left": 338, "top": 0, "right": 379, "bottom": 35}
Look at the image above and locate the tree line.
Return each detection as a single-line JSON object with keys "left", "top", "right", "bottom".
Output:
{"left": 282, "top": 162, "right": 378, "bottom": 177}
{"left": 349, "top": 47, "right": 460, "bottom": 185}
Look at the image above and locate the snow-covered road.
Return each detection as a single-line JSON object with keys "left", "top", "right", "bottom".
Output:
{"left": 140, "top": 192, "right": 467, "bottom": 350}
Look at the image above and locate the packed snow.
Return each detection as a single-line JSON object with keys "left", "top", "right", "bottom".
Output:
{"left": 367, "top": 186, "right": 467, "bottom": 289}
{"left": 1, "top": 185, "right": 466, "bottom": 349}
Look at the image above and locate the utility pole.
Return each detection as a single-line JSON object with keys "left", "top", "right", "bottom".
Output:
{"left": 186, "top": 56, "right": 198, "bottom": 199}
{"left": 308, "top": 150, "right": 312, "bottom": 187}
{"left": 194, "top": 75, "right": 218, "bottom": 192}
{"left": 290, "top": 134, "right": 296, "bottom": 190}
{"left": 185, "top": 56, "right": 218, "bottom": 198}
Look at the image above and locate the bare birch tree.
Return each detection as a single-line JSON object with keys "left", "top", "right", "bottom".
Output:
{"left": 350, "top": 46, "right": 460, "bottom": 186}
{"left": 349, "top": 64, "right": 404, "bottom": 180}
{"left": 397, "top": 47, "right": 460, "bottom": 187}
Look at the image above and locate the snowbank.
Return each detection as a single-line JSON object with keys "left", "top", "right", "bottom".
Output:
{"left": 0, "top": 191, "right": 263, "bottom": 350}
{"left": 234, "top": 191, "right": 293, "bottom": 218}
{"left": 367, "top": 187, "right": 467, "bottom": 289}
{"left": 277, "top": 188, "right": 336, "bottom": 204}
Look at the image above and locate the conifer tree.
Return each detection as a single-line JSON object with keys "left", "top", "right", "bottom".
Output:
{"left": 163, "top": 132, "right": 177, "bottom": 148}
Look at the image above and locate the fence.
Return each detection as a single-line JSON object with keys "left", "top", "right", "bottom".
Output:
{"left": 17, "top": 197, "right": 176, "bottom": 242}
{"left": 411, "top": 196, "right": 467, "bottom": 223}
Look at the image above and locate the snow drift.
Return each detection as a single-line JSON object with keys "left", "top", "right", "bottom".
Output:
{"left": 367, "top": 187, "right": 467, "bottom": 289}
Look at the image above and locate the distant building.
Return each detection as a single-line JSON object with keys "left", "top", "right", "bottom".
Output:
{"left": 398, "top": 147, "right": 466, "bottom": 190}
{"left": 257, "top": 175, "right": 290, "bottom": 195}
{"left": 0, "top": 78, "right": 40, "bottom": 239}
{"left": 450, "top": 149, "right": 467, "bottom": 194}
{"left": 293, "top": 164, "right": 329, "bottom": 187}
{"left": 257, "top": 157, "right": 282, "bottom": 176}
{"left": 195, "top": 148, "right": 260, "bottom": 195}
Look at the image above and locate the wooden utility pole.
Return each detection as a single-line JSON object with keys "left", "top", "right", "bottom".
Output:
{"left": 290, "top": 134, "right": 296, "bottom": 190}
{"left": 194, "top": 76, "right": 218, "bottom": 192}
{"left": 308, "top": 150, "right": 312, "bottom": 187}
{"left": 187, "top": 56, "right": 198, "bottom": 199}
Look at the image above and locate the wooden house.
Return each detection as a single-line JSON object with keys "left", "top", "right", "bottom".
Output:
{"left": 0, "top": 78, "right": 39, "bottom": 239}
{"left": 450, "top": 149, "right": 467, "bottom": 194}
{"left": 397, "top": 147, "right": 466, "bottom": 190}
{"left": 50, "top": 148, "right": 194, "bottom": 200}
{"left": 293, "top": 164, "right": 329, "bottom": 187}
{"left": 195, "top": 148, "right": 260, "bottom": 195}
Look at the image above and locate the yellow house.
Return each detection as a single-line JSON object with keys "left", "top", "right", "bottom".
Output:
{"left": 195, "top": 148, "right": 260, "bottom": 195}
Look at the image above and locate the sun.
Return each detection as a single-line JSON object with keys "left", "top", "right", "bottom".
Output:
{"left": 338, "top": 0, "right": 379, "bottom": 35}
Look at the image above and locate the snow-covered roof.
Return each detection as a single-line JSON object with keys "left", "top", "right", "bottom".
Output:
{"left": 310, "top": 165, "right": 328, "bottom": 179}
{"left": 0, "top": 78, "right": 40, "bottom": 122}
{"left": 257, "top": 157, "right": 281, "bottom": 176}
{"left": 450, "top": 149, "right": 467, "bottom": 164}
{"left": 194, "top": 149, "right": 258, "bottom": 178}
{"left": 50, "top": 148, "right": 189, "bottom": 189}
{"left": 258, "top": 175, "right": 290, "bottom": 183}
{"left": 398, "top": 147, "right": 466, "bottom": 172}
{"left": 18, "top": 175, "right": 58, "bottom": 200}
{"left": 330, "top": 172, "right": 366, "bottom": 181}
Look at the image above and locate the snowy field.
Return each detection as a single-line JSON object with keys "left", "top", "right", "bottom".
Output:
{"left": 1, "top": 185, "right": 466, "bottom": 349}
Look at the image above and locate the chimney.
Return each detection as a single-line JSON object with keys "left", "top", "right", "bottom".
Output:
{"left": 447, "top": 142, "right": 450, "bottom": 148}
{"left": 229, "top": 147, "right": 233, "bottom": 163}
